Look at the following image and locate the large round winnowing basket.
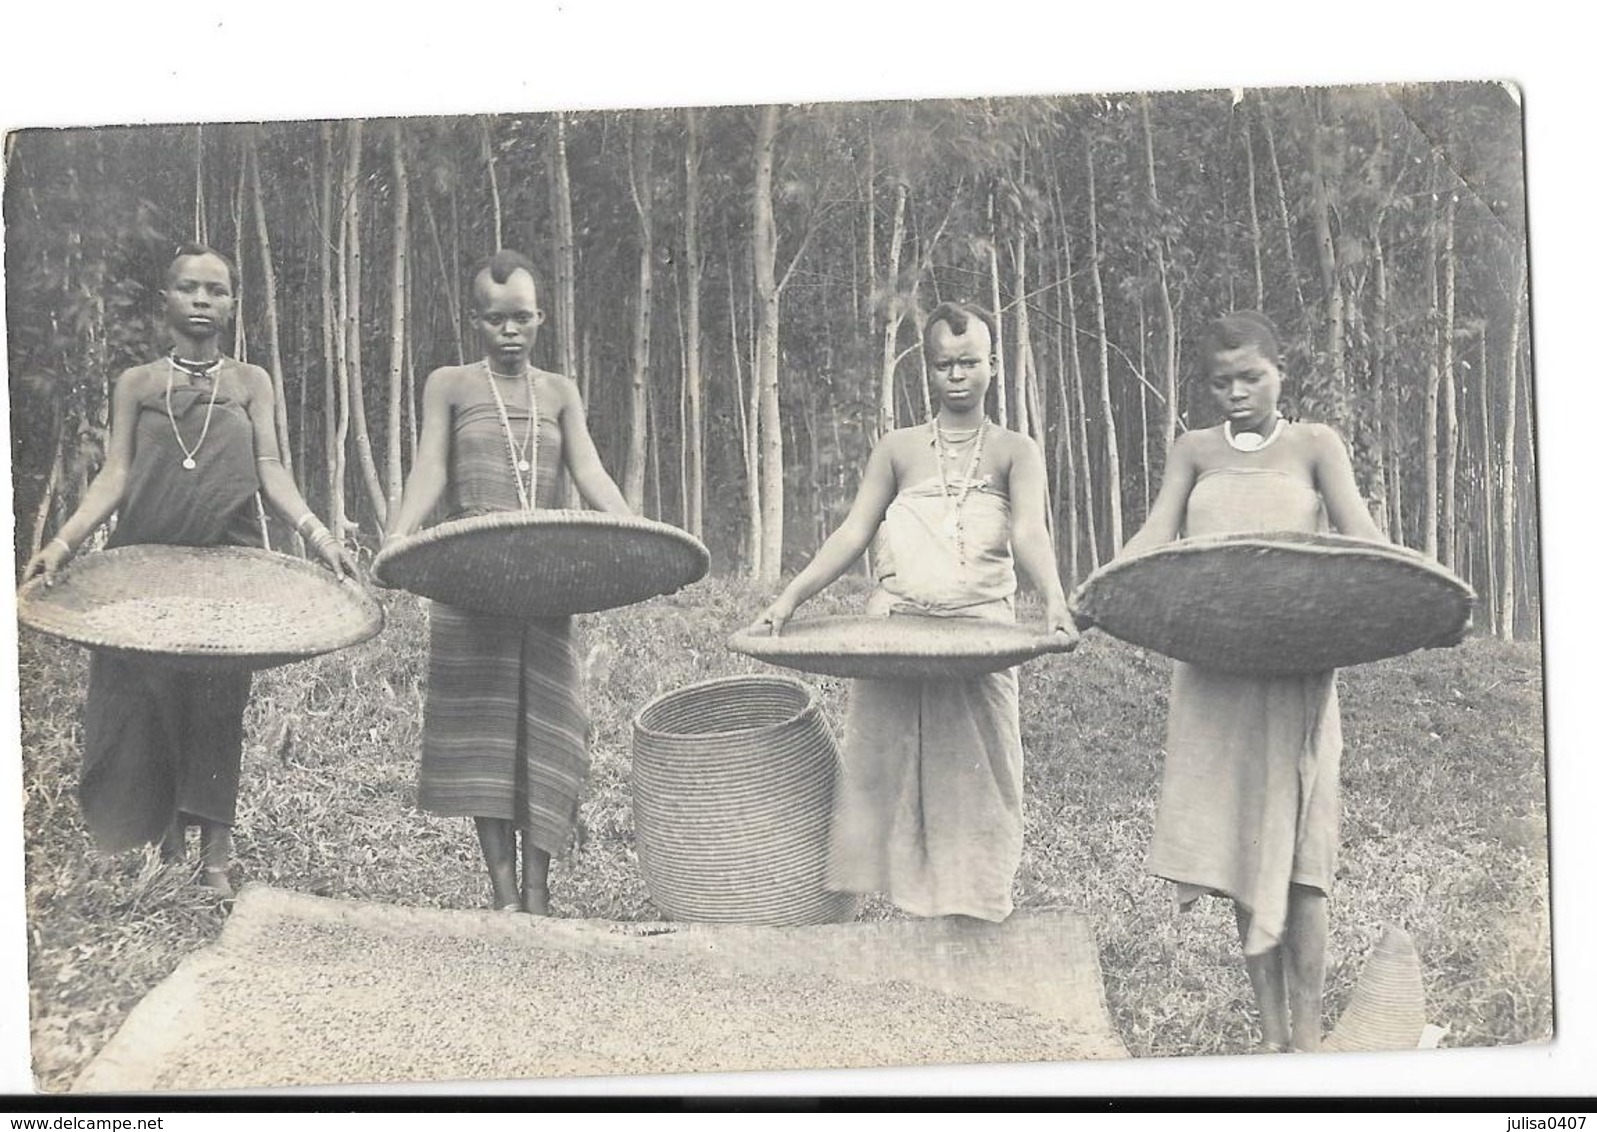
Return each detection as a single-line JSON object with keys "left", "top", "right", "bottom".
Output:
{"left": 630, "top": 674, "right": 858, "bottom": 926}
{"left": 371, "top": 510, "right": 710, "bottom": 617}
{"left": 1071, "top": 531, "right": 1474, "bottom": 674}
{"left": 15, "top": 544, "right": 384, "bottom": 671}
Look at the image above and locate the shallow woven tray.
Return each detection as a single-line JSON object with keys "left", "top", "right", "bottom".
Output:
{"left": 371, "top": 510, "right": 710, "bottom": 617}
{"left": 16, "top": 545, "right": 384, "bottom": 671}
{"left": 728, "top": 613, "right": 1075, "bottom": 680}
{"left": 1071, "top": 531, "right": 1474, "bottom": 674}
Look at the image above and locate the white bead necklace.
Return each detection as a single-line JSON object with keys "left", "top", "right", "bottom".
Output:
{"left": 164, "top": 355, "right": 223, "bottom": 470}
{"left": 482, "top": 360, "right": 540, "bottom": 511}
{"left": 930, "top": 417, "right": 988, "bottom": 563}
{"left": 1224, "top": 415, "right": 1285, "bottom": 453}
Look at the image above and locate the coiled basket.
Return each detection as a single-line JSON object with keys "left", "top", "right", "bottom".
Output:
{"left": 630, "top": 674, "right": 858, "bottom": 926}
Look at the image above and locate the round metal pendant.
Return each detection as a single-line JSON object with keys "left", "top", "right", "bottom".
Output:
{"left": 182, "top": 457, "right": 197, "bottom": 470}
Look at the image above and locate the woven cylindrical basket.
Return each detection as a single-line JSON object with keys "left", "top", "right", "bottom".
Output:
{"left": 15, "top": 545, "right": 384, "bottom": 671}
{"left": 1072, "top": 531, "right": 1475, "bottom": 674}
{"left": 1324, "top": 924, "right": 1429, "bottom": 1053}
{"left": 372, "top": 510, "right": 710, "bottom": 618}
{"left": 631, "top": 674, "right": 858, "bottom": 927}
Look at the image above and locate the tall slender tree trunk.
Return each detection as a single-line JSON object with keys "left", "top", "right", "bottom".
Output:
{"left": 1307, "top": 97, "right": 1349, "bottom": 434}
{"left": 341, "top": 120, "right": 387, "bottom": 531}
{"left": 1260, "top": 96, "right": 1307, "bottom": 321}
{"left": 1369, "top": 221, "right": 1392, "bottom": 537}
{"left": 385, "top": 122, "right": 410, "bottom": 519}
{"left": 1422, "top": 163, "right": 1442, "bottom": 559}
{"left": 246, "top": 133, "right": 305, "bottom": 554}
{"left": 1011, "top": 231, "right": 1032, "bottom": 440}
{"left": 727, "top": 221, "right": 760, "bottom": 578}
{"left": 752, "top": 105, "right": 785, "bottom": 584}
{"left": 230, "top": 144, "right": 249, "bottom": 364}
{"left": 1242, "top": 101, "right": 1266, "bottom": 310}
{"left": 681, "top": 107, "right": 705, "bottom": 538}
{"left": 1085, "top": 135, "right": 1122, "bottom": 553}
{"left": 1498, "top": 251, "right": 1527, "bottom": 638}
{"left": 193, "top": 124, "right": 208, "bottom": 244}
{"left": 986, "top": 187, "right": 1007, "bottom": 428}
{"left": 623, "top": 114, "right": 656, "bottom": 511}
{"left": 1140, "top": 95, "right": 1179, "bottom": 457}
{"left": 865, "top": 123, "right": 878, "bottom": 340}
{"left": 546, "top": 113, "right": 582, "bottom": 507}
{"left": 1476, "top": 327, "right": 1498, "bottom": 636}
{"left": 876, "top": 179, "right": 908, "bottom": 437}
{"left": 1440, "top": 190, "right": 1459, "bottom": 567}
{"left": 480, "top": 116, "right": 503, "bottom": 252}
{"left": 29, "top": 416, "right": 66, "bottom": 559}
{"left": 320, "top": 123, "right": 345, "bottom": 540}
{"left": 1062, "top": 210, "right": 1098, "bottom": 573}
{"left": 420, "top": 187, "right": 464, "bottom": 364}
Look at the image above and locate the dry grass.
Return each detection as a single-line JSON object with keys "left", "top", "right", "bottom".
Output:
{"left": 15, "top": 576, "right": 1551, "bottom": 1090}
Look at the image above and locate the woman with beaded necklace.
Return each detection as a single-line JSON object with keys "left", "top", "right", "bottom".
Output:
{"left": 21, "top": 244, "right": 354, "bottom": 894}
{"left": 1099, "top": 310, "right": 1389, "bottom": 1052}
{"left": 385, "top": 249, "right": 631, "bottom": 915}
{"left": 755, "top": 301, "right": 1075, "bottom": 922}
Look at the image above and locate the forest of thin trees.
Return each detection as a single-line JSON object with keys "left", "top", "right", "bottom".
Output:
{"left": 3, "top": 82, "right": 1537, "bottom": 637}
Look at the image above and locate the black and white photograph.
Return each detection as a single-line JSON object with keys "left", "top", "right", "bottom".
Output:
{"left": 0, "top": 7, "right": 1585, "bottom": 1103}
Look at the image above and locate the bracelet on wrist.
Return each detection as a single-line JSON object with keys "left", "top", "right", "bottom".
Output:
{"left": 49, "top": 537, "right": 72, "bottom": 556}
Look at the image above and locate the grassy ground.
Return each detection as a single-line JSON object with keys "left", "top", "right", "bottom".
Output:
{"left": 15, "top": 577, "right": 1551, "bottom": 1090}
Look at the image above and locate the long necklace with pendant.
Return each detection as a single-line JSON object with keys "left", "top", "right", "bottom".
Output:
{"left": 930, "top": 417, "right": 988, "bottom": 562}
{"left": 1224, "top": 415, "right": 1285, "bottom": 453}
{"left": 165, "top": 355, "right": 223, "bottom": 470}
{"left": 483, "top": 360, "right": 540, "bottom": 510}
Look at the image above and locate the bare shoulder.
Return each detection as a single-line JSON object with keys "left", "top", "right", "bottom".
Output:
{"left": 232, "top": 361, "right": 275, "bottom": 401}
{"left": 1295, "top": 420, "right": 1347, "bottom": 452}
{"left": 423, "top": 363, "right": 480, "bottom": 400}
{"left": 536, "top": 370, "right": 582, "bottom": 411}
{"left": 114, "top": 361, "right": 163, "bottom": 397}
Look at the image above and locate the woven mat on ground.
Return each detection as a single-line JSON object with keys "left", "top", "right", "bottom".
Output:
{"left": 72, "top": 886, "right": 1126, "bottom": 1092}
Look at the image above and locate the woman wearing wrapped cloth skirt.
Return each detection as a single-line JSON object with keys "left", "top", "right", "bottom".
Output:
{"left": 1101, "top": 311, "right": 1415, "bottom": 1052}
{"left": 22, "top": 244, "right": 354, "bottom": 894}
{"left": 756, "top": 302, "right": 1077, "bottom": 922}
{"left": 386, "top": 249, "right": 632, "bottom": 915}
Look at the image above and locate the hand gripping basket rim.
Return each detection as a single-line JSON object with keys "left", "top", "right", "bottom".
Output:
{"left": 1072, "top": 531, "right": 1475, "bottom": 674}
{"left": 16, "top": 544, "right": 384, "bottom": 669}
{"left": 371, "top": 510, "right": 710, "bottom": 616}
{"left": 727, "top": 612, "right": 1075, "bottom": 679}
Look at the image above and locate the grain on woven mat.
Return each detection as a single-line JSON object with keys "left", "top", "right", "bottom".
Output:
{"left": 150, "top": 917, "right": 1103, "bottom": 1088}
{"left": 78, "top": 596, "right": 332, "bottom": 651}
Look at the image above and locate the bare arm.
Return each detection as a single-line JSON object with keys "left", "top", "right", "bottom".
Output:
{"left": 553, "top": 375, "right": 631, "bottom": 516}
{"left": 1007, "top": 436, "right": 1076, "bottom": 640}
{"left": 1311, "top": 424, "right": 1387, "bottom": 542}
{"left": 386, "top": 368, "right": 456, "bottom": 540}
{"left": 22, "top": 368, "right": 142, "bottom": 584}
{"left": 243, "top": 366, "right": 355, "bottom": 577}
{"left": 1118, "top": 431, "right": 1200, "bottom": 558}
{"left": 756, "top": 437, "right": 899, "bottom": 633}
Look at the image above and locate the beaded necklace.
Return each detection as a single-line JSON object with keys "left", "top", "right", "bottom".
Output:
{"left": 930, "top": 416, "right": 989, "bottom": 563}
{"left": 482, "top": 360, "right": 540, "bottom": 511}
{"left": 1224, "top": 415, "right": 1285, "bottom": 453}
{"left": 164, "top": 355, "right": 224, "bottom": 470}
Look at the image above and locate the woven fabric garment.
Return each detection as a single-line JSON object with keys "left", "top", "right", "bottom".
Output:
{"left": 80, "top": 373, "right": 263, "bottom": 850}
{"left": 827, "top": 477, "right": 1023, "bottom": 922}
{"left": 418, "top": 395, "right": 589, "bottom": 854}
{"left": 1147, "top": 466, "right": 1343, "bottom": 956}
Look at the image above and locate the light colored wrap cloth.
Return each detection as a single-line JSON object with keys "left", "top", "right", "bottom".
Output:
{"left": 825, "top": 475, "right": 1025, "bottom": 922}
{"left": 1147, "top": 465, "right": 1342, "bottom": 955}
